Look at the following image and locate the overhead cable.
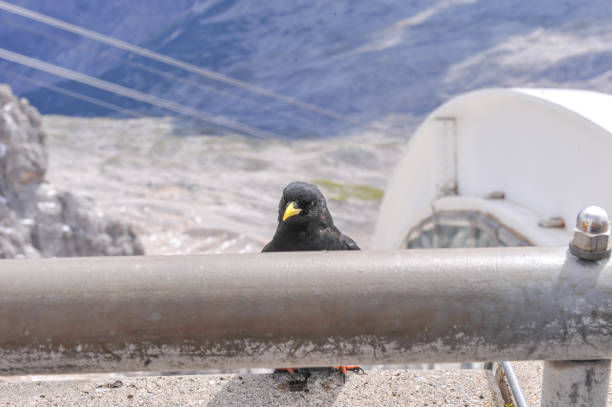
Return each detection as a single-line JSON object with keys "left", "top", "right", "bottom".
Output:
{"left": 3, "top": 71, "right": 142, "bottom": 118}
{"left": 0, "top": 47, "right": 280, "bottom": 139}
{"left": 0, "top": 16, "right": 322, "bottom": 127}
{"left": 0, "top": 0, "right": 357, "bottom": 124}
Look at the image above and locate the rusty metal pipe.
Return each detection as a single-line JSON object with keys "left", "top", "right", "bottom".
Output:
{"left": 1, "top": 247, "right": 612, "bottom": 375}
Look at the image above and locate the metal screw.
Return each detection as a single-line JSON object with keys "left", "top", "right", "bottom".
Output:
{"left": 569, "top": 206, "right": 611, "bottom": 261}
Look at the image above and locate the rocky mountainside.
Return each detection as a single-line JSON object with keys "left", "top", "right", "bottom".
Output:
{"left": 40, "top": 113, "right": 410, "bottom": 255}
{"left": 0, "top": 84, "right": 143, "bottom": 258}
{"left": 1, "top": 0, "right": 612, "bottom": 137}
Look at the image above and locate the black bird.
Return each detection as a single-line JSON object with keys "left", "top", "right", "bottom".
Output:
{"left": 262, "top": 181, "right": 359, "bottom": 252}
{"left": 263, "top": 181, "right": 361, "bottom": 378}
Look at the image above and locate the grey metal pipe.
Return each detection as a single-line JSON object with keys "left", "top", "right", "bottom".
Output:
{"left": 1, "top": 247, "right": 612, "bottom": 375}
{"left": 501, "top": 361, "right": 528, "bottom": 407}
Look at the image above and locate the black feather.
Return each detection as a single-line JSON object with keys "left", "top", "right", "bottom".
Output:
{"left": 262, "top": 181, "right": 360, "bottom": 252}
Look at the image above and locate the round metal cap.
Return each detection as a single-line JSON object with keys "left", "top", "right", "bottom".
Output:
{"left": 575, "top": 206, "right": 609, "bottom": 233}
{"left": 570, "top": 205, "right": 611, "bottom": 261}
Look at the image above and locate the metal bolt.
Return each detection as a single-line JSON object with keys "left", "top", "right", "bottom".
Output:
{"left": 569, "top": 206, "right": 611, "bottom": 261}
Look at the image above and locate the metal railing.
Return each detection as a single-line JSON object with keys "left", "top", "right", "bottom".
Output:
{"left": 1, "top": 208, "right": 611, "bottom": 406}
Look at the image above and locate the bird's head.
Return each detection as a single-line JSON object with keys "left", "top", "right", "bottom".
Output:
{"left": 276, "top": 182, "right": 333, "bottom": 228}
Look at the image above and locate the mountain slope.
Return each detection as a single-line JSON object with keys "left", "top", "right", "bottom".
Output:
{"left": 1, "top": 0, "right": 612, "bottom": 136}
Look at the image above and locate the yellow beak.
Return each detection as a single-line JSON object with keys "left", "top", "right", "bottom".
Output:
{"left": 282, "top": 201, "right": 303, "bottom": 221}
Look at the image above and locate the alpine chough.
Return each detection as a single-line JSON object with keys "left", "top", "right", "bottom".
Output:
{"left": 263, "top": 181, "right": 361, "bottom": 378}
{"left": 262, "top": 181, "right": 360, "bottom": 252}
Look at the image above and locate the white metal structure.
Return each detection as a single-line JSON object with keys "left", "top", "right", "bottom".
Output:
{"left": 371, "top": 88, "right": 612, "bottom": 250}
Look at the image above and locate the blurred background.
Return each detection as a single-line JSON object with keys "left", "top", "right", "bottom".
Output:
{"left": 1, "top": 0, "right": 611, "bottom": 257}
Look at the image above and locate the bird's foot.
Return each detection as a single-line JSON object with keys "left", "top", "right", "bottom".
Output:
{"left": 333, "top": 366, "right": 365, "bottom": 383}
{"left": 333, "top": 365, "right": 364, "bottom": 375}
{"left": 273, "top": 368, "right": 313, "bottom": 380}
{"left": 274, "top": 367, "right": 297, "bottom": 375}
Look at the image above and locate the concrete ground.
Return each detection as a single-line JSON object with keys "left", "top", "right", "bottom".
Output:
{"left": 0, "top": 369, "right": 504, "bottom": 407}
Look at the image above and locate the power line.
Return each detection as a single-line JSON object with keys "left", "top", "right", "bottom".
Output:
{"left": 0, "top": 0, "right": 358, "bottom": 125}
{"left": 0, "top": 47, "right": 280, "bottom": 139}
{"left": 0, "top": 16, "right": 323, "bottom": 128}
{"left": 2, "top": 71, "right": 142, "bottom": 118}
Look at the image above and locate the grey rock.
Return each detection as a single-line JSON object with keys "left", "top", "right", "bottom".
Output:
{"left": 0, "top": 85, "right": 143, "bottom": 258}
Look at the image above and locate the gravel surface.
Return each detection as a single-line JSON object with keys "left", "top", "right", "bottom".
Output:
{"left": 511, "top": 361, "right": 544, "bottom": 406}
{"left": 0, "top": 369, "right": 503, "bottom": 407}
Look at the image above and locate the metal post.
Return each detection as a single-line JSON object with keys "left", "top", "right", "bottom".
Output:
{"left": 541, "top": 206, "right": 612, "bottom": 407}
{"left": 501, "top": 361, "right": 528, "bottom": 407}
{"left": 541, "top": 360, "right": 610, "bottom": 407}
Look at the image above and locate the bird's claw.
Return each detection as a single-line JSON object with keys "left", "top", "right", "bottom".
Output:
{"left": 273, "top": 368, "right": 312, "bottom": 381}
{"left": 274, "top": 367, "right": 296, "bottom": 375}
{"left": 333, "top": 365, "right": 365, "bottom": 383}
{"left": 274, "top": 366, "right": 364, "bottom": 384}
{"left": 333, "top": 365, "right": 364, "bottom": 375}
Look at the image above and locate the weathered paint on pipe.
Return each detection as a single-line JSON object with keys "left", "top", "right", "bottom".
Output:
{"left": 1, "top": 247, "right": 612, "bottom": 375}
{"left": 541, "top": 360, "right": 611, "bottom": 407}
